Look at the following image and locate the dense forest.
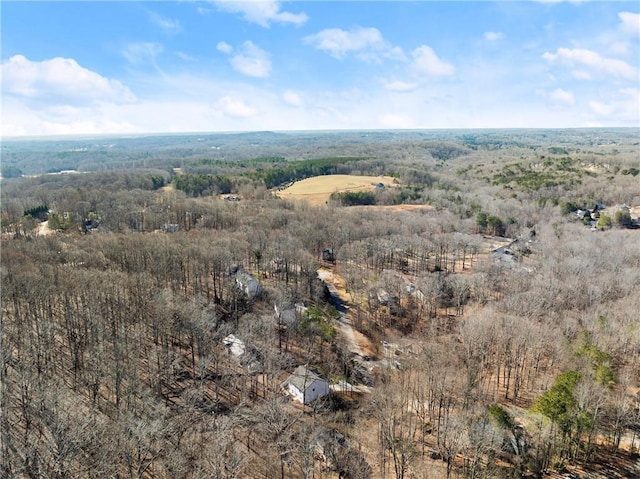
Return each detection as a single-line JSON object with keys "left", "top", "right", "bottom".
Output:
{"left": 1, "top": 129, "right": 639, "bottom": 479}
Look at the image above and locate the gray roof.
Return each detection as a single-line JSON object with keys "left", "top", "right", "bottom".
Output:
{"left": 275, "top": 303, "right": 298, "bottom": 327}
{"left": 283, "top": 365, "right": 326, "bottom": 392}
{"left": 235, "top": 270, "right": 261, "bottom": 299}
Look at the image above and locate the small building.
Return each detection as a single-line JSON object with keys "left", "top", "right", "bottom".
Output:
{"left": 322, "top": 248, "right": 336, "bottom": 264}
{"left": 282, "top": 365, "right": 330, "bottom": 404}
{"left": 223, "top": 334, "right": 246, "bottom": 357}
{"left": 576, "top": 209, "right": 590, "bottom": 220}
{"left": 404, "top": 283, "right": 426, "bottom": 303}
{"left": 491, "top": 245, "right": 518, "bottom": 263}
{"left": 239, "top": 348, "right": 264, "bottom": 374}
{"left": 235, "top": 269, "right": 261, "bottom": 299}
{"left": 368, "top": 287, "right": 400, "bottom": 306}
{"left": 222, "top": 334, "right": 264, "bottom": 374}
{"left": 376, "top": 288, "right": 390, "bottom": 305}
{"left": 295, "top": 302, "right": 308, "bottom": 315}
{"left": 274, "top": 303, "right": 298, "bottom": 328}
{"left": 223, "top": 335, "right": 264, "bottom": 374}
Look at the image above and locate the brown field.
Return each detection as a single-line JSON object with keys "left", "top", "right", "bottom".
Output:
{"left": 276, "top": 174, "right": 398, "bottom": 206}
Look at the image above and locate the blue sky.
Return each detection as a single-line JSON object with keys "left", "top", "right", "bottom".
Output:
{"left": 1, "top": 1, "right": 638, "bottom": 136}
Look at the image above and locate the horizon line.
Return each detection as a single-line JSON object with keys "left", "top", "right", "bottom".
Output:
{"left": 3, "top": 126, "right": 639, "bottom": 142}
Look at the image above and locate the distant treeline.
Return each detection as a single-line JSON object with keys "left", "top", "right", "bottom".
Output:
{"left": 176, "top": 157, "right": 385, "bottom": 194}
{"left": 174, "top": 157, "right": 374, "bottom": 196}
{"left": 196, "top": 156, "right": 287, "bottom": 169}
{"left": 173, "top": 174, "right": 233, "bottom": 197}
{"left": 1, "top": 170, "right": 170, "bottom": 198}
{"left": 252, "top": 157, "right": 367, "bottom": 189}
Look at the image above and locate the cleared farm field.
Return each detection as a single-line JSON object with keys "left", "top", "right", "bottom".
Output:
{"left": 276, "top": 174, "right": 397, "bottom": 206}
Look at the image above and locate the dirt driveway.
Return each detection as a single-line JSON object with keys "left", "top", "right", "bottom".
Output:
{"left": 317, "top": 268, "right": 376, "bottom": 358}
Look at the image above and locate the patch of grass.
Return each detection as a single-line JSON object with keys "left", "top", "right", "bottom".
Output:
{"left": 278, "top": 175, "right": 396, "bottom": 206}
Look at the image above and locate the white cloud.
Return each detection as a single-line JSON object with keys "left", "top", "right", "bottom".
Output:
{"left": 1, "top": 96, "right": 141, "bottom": 137}
{"left": 618, "top": 12, "right": 640, "bottom": 36}
{"left": 588, "top": 100, "right": 613, "bottom": 116}
{"left": 543, "top": 47, "right": 637, "bottom": 80}
{"left": 571, "top": 70, "right": 592, "bottom": 80}
{"left": 619, "top": 87, "right": 639, "bottom": 101}
{"left": 304, "top": 27, "right": 405, "bottom": 62}
{"left": 213, "top": 1, "right": 308, "bottom": 28}
{"left": 411, "top": 45, "right": 455, "bottom": 77}
{"left": 282, "top": 90, "right": 303, "bottom": 107}
{"left": 228, "top": 41, "right": 271, "bottom": 78}
{"left": 122, "top": 42, "right": 163, "bottom": 65}
{"left": 378, "top": 46, "right": 453, "bottom": 93}
{"left": 197, "top": 6, "right": 212, "bottom": 16}
{"left": 1, "top": 55, "right": 135, "bottom": 105}
{"left": 550, "top": 88, "right": 575, "bottom": 105}
{"left": 382, "top": 80, "right": 419, "bottom": 92}
{"left": 176, "top": 51, "right": 198, "bottom": 62}
{"left": 215, "top": 95, "right": 256, "bottom": 118}
{"left": 35, "top": 119, "right": 138, "bottom": 137}
{"left": 216, "top": 41, "right": 233, "bottom": 54}
{"left": 484, "top": 31, "right": 504, "bottom": 41}
{"left": 608, "top": 41, "right": 630, "bottom": 56}
{"left": 586, "top": 87, "right": 639, "bottom": 124}
{"left": 1, "top": 55, "right": 140, "bottom": 136}
{"left": 149, "top": 11, "right": 182, "bottom": 34}
{"left": 4, "top": 47, "right": 636, "bottom": 137}
{"left": 595, "top": 11, "right": 639, "bottom": 61}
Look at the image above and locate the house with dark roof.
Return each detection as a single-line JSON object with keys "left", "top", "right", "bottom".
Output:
{"left": 282, "top": 365, "right": 330, "bottom": 404}
{"left": 322, "top": 248, "right": 336, "bottom": 264}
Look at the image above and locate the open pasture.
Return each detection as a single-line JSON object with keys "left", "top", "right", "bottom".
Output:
{"left": 276, "top": 174, "right": 397, "bottom": 206}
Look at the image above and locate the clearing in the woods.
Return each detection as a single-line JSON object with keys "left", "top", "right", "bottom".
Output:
{"left": 276, "top": 174, "right": 397, "bottom": 206}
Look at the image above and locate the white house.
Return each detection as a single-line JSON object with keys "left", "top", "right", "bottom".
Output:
{"left": 282, "top": 365, "right": 330, "bottom": 405}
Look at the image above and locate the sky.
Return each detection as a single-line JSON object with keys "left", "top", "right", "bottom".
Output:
{"left": 1, "top": 1, "right": 639, "bottom": 137}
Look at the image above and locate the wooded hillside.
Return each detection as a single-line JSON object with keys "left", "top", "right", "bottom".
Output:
{"left": 2, "top": 129, "right": 639, "bottom": 479}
